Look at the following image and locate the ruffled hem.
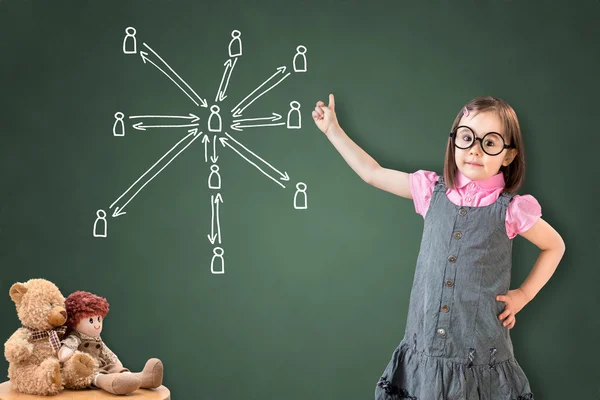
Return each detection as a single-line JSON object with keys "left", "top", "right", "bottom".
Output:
{"left": 376, "top": 376, "right": 417, "bottom": 399}
{"left": 374, "top": 341, "right": 534, "bottom": 400}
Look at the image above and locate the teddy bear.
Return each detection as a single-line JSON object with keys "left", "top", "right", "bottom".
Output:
{"left": 4, "top": 278, "right": 95, "bottom": 396}
{"left": 58, "top": 290, "right": 164, "bottom": 395}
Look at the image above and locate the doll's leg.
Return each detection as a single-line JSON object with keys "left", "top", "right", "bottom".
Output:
{"left": 61, "top": 351, "right": 96, "bottom": 389}
{"left": 9, "top": 358, "right": 62, "bottom": 395}
{"left": 128, "top": 358, "right": 163, "bottom": 389}
{"left": 94, "top": 371, "right": 141, "bottom": 395}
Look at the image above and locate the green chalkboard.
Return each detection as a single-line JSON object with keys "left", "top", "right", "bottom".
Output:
{"left": 1, "top": 1, "right": 598, "bottom": 399}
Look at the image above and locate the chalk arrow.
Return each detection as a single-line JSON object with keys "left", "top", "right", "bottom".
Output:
{"left": 232, "top": 113, "right": 282, "bottom": 123}
{"left": 202, "top": 135, "right": 211, "bottom": 163}
{"left": 230, "top": 121, "right": 285, "bottom": 132}
{"left": 112, "top": 207, "right": 127, "bottom": 218}
{"left": 231, "top": 66, "right": 290, "bottom": 117}
{"left": 216, "top": 58, "right": 237, "bottom": 102}
{"left": 129, "top": 113, "right": 200, "bottom": 123}
{"left": 207, "top": 234, "right": 218, "bottom": 244}
{"left": 140, "top": 44, "right": 208, "bottom": 108}
{"left": 132, "top": 122, "right": 200, "bottom": 131}
{"left": 218, "top": 132, "right": 290, "bottom": 189}
{"left": 110, "top": 129, "right": 203, "bottom": 218}
{"left": 211, "top": 134, "right": 218, "bottom": 163}
{"left": 207, "top": 193, "right": 223, "bottom": 244}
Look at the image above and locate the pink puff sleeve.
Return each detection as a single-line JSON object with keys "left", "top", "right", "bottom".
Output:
{"left": 408, "top": 170, "right": 439, "bottom": 217}
{"left": 505, "top": 194, "right": 542, "bottom": 239}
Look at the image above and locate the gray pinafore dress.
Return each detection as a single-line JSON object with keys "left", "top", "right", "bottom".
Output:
{"left": 375, "top": 177, "right": 534, "bottom": 400}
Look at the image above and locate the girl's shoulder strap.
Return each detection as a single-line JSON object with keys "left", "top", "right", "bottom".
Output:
{"left": 433, "top": 175, "right": 446, "bottom": 192}
{"left": 497, "top": 191, "right": 516, "bottom": 207}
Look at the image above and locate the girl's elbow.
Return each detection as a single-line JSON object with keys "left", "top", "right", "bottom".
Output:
{"left": 552, "top": 236, "right": 566, "bottom": 258}
{"left": 362, "top": 166, "right": 377, "bottom": 185}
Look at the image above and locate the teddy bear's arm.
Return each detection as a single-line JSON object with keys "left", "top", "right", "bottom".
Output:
{"left": 4, "top": 328, "right": 34, "bottom": 363}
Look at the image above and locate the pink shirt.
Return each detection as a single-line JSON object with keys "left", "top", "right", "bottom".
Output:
{"left": 409, "top": 170, "right": 542, "bottom": 239}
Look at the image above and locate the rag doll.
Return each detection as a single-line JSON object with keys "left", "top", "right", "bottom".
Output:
{"left": 58, "top": 290, "right": 163, "bottom": 395}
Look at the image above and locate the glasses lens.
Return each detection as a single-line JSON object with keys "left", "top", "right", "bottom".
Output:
{"left": 454, "top": 127, "right": 474, "bottom": 149}
{"left": 481, "top": 133, "right": 505, "bottom": 155}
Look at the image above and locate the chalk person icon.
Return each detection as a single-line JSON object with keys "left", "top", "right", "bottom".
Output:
{"left": 211, "top": 247, "right": 225, "bottom": 274}
{"left": 293, "top": 45, "right": 307, "bottom": 72}
{"left": 287, "top": 101, "right": 301, "bottom": 129}
{"left": 113, "top": 112, "right": 125, "bottom": 137}
{"left": 294, "top": 182, "right": 308, "bottom": 209}
{"left": 228, "top": 30, "right": 242, "bottom": 58}
{"left": 123, "top": 27, "right": 137, "bottom": 54}
{"left": 93, "top": 210, "right": 107, "bottom": 237}
{"left": 208, "top": 164, "right": 222, "bottom": 190}
{"left": 208, "top": 105, "right": 222, "bottom": 132}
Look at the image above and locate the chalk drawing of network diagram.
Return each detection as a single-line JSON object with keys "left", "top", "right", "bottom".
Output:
{"left": 92, "top": 27, "right": 309, "bottom": 274}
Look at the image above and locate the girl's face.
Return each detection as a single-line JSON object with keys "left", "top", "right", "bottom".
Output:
{"left": 454, "top": 111, "right": 516, "bottom": 181}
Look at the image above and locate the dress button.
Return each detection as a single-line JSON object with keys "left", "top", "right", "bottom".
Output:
{"left": 453, "top": 231, "right": 462, "bottom": 240}
{"left": 465, "top": 197, "right": 472, "bottom": 202}
{"left": 445, "top": 280, "right": 454, "bottom": 287}
{"left": 470, "top": 183, "right": 475, "bottom": 189}
{"left": 459, "top": 208, "right": 467, "bottom": 216}
{"left": 437, "top": 328, "right": 446, "bottom": 337}
{"left": 448, "top": 255, "right": 457, "bottom": 263}
{"left": 441, "top": 305, "right": 449, "bottom": 313}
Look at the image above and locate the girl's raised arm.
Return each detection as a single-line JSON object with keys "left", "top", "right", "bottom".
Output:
{"left": 367, "top": 168, "right": 412, "bottom": 199}
{"left": 313, "top": 94, "right": 412, "bottom": 199}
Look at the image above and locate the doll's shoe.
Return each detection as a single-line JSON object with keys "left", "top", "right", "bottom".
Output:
{"left": 132, "top": 358, "right": 163, "bottom": 388}
{"left": 95, "top": 373, "right": 141, "bottom": 395}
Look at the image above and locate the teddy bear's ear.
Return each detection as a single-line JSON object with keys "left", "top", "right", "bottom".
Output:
{"left": 9, "top": 283, "right": 28, "bottom": 305}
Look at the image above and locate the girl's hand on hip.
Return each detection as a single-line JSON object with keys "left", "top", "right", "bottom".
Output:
{"left": 312, "top": 93, "right": 339, "bottom": 135}
{"left": 496, "top": 289, "right": 528, "bottom": 329}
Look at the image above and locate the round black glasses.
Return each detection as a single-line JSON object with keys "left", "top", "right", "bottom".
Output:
{"left": 449, "top": 126, "right": 515, "bottom": 156}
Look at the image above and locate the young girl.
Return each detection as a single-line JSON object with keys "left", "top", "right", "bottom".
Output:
{"left": 312, "top": 95, "right": 565, "bottom": 399}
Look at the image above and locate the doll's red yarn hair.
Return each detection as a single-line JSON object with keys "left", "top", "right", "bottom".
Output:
{"left": 65, "top": 291, "right": 110, "bottom": 330}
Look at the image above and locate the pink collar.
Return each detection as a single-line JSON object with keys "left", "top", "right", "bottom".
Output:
{"left": 455, "top": 170, "right": 505, "bottom": 190}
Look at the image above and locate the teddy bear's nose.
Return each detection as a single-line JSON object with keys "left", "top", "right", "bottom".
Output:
{"left": 60, "top": 311, "right": 67, "bottom": 318}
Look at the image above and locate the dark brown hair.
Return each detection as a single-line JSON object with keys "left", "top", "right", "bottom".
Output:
{"left": 443, "top": 96, "right": 525, "bottom": 194}
{"left": 64, "top": 291, "right": 110, "bottom": 330}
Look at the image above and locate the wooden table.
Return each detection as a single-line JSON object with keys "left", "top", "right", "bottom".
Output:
{"left": 0, "top": 381, "right": 170, "bottom": 399}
